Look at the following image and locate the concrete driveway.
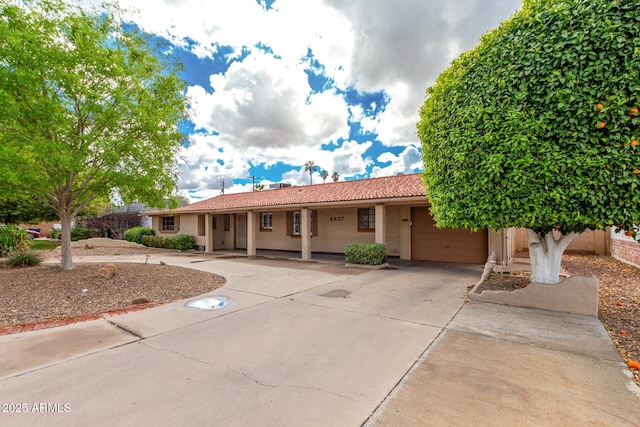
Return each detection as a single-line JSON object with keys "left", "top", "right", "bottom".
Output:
{"left": 0, "top": 255, "right": 478, "bottom": 426}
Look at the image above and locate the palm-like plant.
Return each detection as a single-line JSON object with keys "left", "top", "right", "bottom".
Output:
{"left": 320, "top": 169, "right": 329, "bottom": 183}
{"left": 331, "top": 172, "right": 340, "bottom": 182}
{"left": 304, "top": 161, "right": 318, "bottom": 184}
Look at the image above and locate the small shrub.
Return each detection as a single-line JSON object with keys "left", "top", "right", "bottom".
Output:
{"left": 141, "top": 235, "right": 168, "bottom": 248}
{"left": 71, "top": 227, "right": 91, "bottom": 241}
{"left": 345, "top": 243, "right": 387, "bottom": 265}
{"left": 49, "top": 227, "right": 90, "bottom": 241}
{"left": 0, "top": 225, "right": 29, "bottom": 257}
{"left": 124, "top": 226, "right": 156, "bottom": 244}
{"left": 6, "top": 250, "right": 43, "bottom": 267}
{"left": 169, "top": 234, "right": 196, "bottom": 250}
{"left": 49, "top": 228, "right": 61, "bottom": 239}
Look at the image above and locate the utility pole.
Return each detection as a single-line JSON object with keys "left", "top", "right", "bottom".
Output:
{"left": 221, "top": 180, "right": 225, "bottom": 195}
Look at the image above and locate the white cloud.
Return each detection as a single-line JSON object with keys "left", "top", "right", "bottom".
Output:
{"left": 78, "top": 0, "right": 522, "bottom": 200}
{"left": 371, "top": 145, "right": 423, "bottom": 177}
{"left": 186, "top": 49, "right": 349, "bottom": 151}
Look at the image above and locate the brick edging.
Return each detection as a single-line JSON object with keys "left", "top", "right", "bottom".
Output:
{"left": 0, "top": 301, "right": 170, "bottom": 336}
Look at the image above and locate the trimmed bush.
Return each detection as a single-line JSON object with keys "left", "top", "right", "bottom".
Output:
{"left": 169, "top": 234, "right": 196, "bottom": 250}
{"left": 49, "top": 227, "right": 91, "bottom": 241}
{"left": 124, "top": 226, "right": 156, "bottom": 244}
{"left": 49, "top": 228, "right": 61, "bottom": 239}
{"left": 0, "top": 225, "right": 29, "bottom": 257}
{"left": 141, "top": 235, "right": 167, "bottom": 248}
{"left": 6, "top": 250, "right": 42, "bottom": 267}
{"left": 71, "top": 227, "right": 91, "bottom": 241}
{"left": 345, "top": 243, "right": 387, "bottom": 265}
{"left": 141, "top": 233, "right": 195, "bottom": 250}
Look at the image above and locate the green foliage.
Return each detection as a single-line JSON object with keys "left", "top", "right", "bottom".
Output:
{"left": 71, "top": 227, "right": 91, "bottom": 241}
{"left": 49, "top": 227, "right": 89, "bottom": 241}
{"left": 0, "top": 0, "right": 189, "bottom": 269}
{"left": 124, "top": 226, "right": 156, "bottom": 244}
{"left": 419, "top": 0, "right": 640, "bottom": 237}
{"left": 345, "top": 243, "right": 387, "bottom": 265}
{"left": 0, "top": 225, "right": 29, "bottom": 256}
{"left": 141, "top": 235, "right": 168, "bottom": 248}
{"left": 170, "top": 234, "right": 196, "bottom": 250}
{"left": 140, "top": 233, "right": 195, "bottom": 250}
{"left": 0, "top": 196, "right": 58, "bottom": 225}
{"left": 6, "top": 250, "right": 42, "bottom": 267}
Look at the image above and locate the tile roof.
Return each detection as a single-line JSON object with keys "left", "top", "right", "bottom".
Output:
{"left": 153, "top": 173, "right": 426, "bottom": 215}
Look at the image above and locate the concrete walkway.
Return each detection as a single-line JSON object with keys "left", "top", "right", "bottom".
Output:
{"left": 1, "top": 254, "right": 639, "bottom": 426}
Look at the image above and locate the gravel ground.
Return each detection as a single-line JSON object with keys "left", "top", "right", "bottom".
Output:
{"left": 477, "top": 253, "right": 640, "bottom": 387}
{"left": 0, "top": 247, "right": 225, "bottom": 325}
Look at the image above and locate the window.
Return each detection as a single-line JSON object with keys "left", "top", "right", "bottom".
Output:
{"left": 260, "top": 212, "right": 273, "bottom": 231}
{"left": 224, "top": 214, "right": 231, "bottom": 231}
{"left": 292, "top": 211, "right": 302, "bottom": 235}
{"left": 161, "top": 216, "right": 177, "bottom": 232}
{"left": 358, "top": 208, "right": 375, "bottom": 231}
{"left": 286, "top": 210, "right": 318, "bottom": 237}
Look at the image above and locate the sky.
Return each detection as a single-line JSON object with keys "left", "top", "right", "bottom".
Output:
{"left": 93, "top": 0, "right": 523, "bottom": 201}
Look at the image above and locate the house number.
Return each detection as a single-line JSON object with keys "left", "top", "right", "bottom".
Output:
{"left": 330, "top": 216, "right": 345, "bottom": 222}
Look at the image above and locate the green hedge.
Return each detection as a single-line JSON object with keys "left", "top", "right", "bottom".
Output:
{"left": 124, "top": 226, "right": 156, "bottom": 244}
{"left": 49, "top": 227, "right": 91, "bottom": 241}
{"left": 345, "top": 243, "right": 386, "bottom": 265}
{"left": 141, "top": 235, "right": 167, "bottom": 248}
{"left": 141, "top": 233, "right": 195, "bottom": 251}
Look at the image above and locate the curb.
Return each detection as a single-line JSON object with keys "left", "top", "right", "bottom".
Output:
{"left": 0, "top": 301, "right": 169, "bottom": 336}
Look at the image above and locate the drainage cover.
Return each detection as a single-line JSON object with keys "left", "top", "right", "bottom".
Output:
{"left": 185, "top": 296, "right": 228, "bottom": 310}
{"left": 320, "top": 289, "right": 351, "bottom": 298}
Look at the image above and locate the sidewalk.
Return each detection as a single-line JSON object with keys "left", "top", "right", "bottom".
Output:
{"left": 368, "top": 302, "right": 640, "bottom": 426}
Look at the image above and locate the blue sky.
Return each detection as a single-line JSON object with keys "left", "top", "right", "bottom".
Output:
{"left": 92, "top": 0, "right": 522, "bottom": 201}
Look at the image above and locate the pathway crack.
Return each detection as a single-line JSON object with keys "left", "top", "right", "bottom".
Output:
{"left": 139, "top": 342, "right": 356, "bottom": 402}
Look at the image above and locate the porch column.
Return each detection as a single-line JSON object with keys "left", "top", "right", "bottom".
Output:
{"left": 301, "top": 207, "right": 311, "bottom": 261}
{"left": 205, "top": 213, "right": 214, "bottom": 253}
{"left": 375, "top": 204, "right": 386, "bottom": 245}
{"left": 247, "top": 211, "right": 257, "bottom": 257}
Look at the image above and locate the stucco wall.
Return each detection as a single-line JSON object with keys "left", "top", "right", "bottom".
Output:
{"left": 513, "top": 228, "right": 609, "bottom": 255}
{"left": 254, "top": 207, "right": 396, "bottom": 254}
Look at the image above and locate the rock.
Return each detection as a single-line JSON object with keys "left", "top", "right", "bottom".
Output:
{"left": 97, "top": 263, "right": 116, "bottom": 279}
{"left": 132, "top": 296, "right": 150, "bottom": 305}
{"left": 85, "top": 243, "right": 94, "bottom": 249}
{"left": 159, "top": 261, "right": 166, "bottom": 265}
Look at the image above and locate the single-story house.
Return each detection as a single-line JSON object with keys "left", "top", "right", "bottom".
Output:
{"left": 147, "top": 174, "right": 504, "bottom": 264}
{"left": 147, "top": 173, "right": 630, "bottom": 265}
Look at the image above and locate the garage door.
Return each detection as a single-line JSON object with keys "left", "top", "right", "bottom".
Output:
{"left": 411, "top": 207, "right": 488, "bottom": 263}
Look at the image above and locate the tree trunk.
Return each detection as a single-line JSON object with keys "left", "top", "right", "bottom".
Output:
{"left": 59, "top": 210, "right": 74, "bottom": 271}
{"left": 526, "top": 229, "right": 578, "bottom": 284}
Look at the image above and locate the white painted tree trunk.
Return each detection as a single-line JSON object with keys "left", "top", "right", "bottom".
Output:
{"left": 59, "top": 210, "right": 74, "bottom": 271}
{"left": 526, "top": 229, "right": 578, "bottom": 284}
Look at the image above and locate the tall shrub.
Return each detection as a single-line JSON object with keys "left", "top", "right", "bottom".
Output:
{"left": 0, "top": 225, "right": 29, "bottom": 256}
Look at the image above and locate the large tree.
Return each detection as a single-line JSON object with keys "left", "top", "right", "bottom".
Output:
{"left": 0, "top": 0, "right": 188, "bottom": 270}
{"left": 419, "top": 0, "right": 640, "bottom": 284}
